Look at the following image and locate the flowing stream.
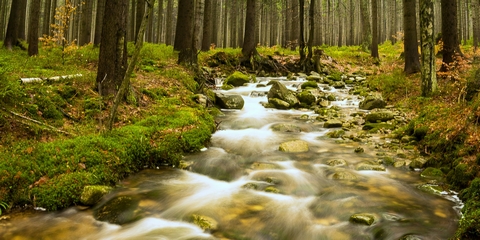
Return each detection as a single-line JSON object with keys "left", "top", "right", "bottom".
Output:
{"left": 0, "top": 77, "right": 461, "bottom": 240}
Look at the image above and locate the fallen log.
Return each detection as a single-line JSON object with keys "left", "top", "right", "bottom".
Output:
{"left": 20, "top": 74, "right": 83, "bottom": 84}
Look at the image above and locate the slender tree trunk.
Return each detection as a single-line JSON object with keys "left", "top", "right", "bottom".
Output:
{"left": 211, "top": 0, "right": 219, "bottom": 47}
{"left": 291, "top": 0, "right": 299, "bottom": 50}
{"left": 403, "top": 0, "right": 421, "bottom": 74}
{"left": 337, "top": 0, "right": 343, "bottom": 47}
{"left": 17, "top": 0, "right": 27, "bottom": 40}
{"left": 156, "top": 0, "right": 164, "bottom": 43}
{"left": 42, "top": 0, "right": 52, "bottom": 36}
{"left": 474, "top": 0, "right": 480, "bottom": 50}
{"left": 201, "top": 0, "right": 212, "bottom": 51}
{"left": 79, "top": 0, "right": 93, "bottom": 45}
{"left": 222, "top": 0, "right": 228, "bottom": 48}
{"left": 94, "top": 0, "right": 106, "bottom": 46}
{"left": 241, "top": 0, "right": 257, "bottom": 64}
{"left": 299, "top": 0, "right": 306, "bottom": 62}
{"left": 176, "top": 0, "right": 195, "bottom": 62}
{"left": 136, "top": 0, "right": 145, "bottom": 41}
{"left": 28, "top": 0, "right": 41, "bottom": 56}
{"left": 420, "top": 0, "right": 437, "bottom": 96}
{"left": 96, "top": 0, "right": 128, "bottom": 97}
{"left": 360, "top": 0, "right": 371, "bottom": 51}
{"left": 4, "top": 0, "right": 25, "bottom": 50}
{"left": 440, "top": 0, "right": 460, "bottom": 71}
{"left": 307, "top": 0, "right": 315, "bottom": 60}
{"left": 193, "top": 0, "right": 204, "bottom": 52}
{"left": 165, "top": 0, "right": 173, "bottom": 45}
{"left": 371, "top": 1, "right": 379, "bottom": 50}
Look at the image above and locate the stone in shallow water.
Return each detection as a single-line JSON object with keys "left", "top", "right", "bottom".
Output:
{"left": 80, "top": 185, "right": 113, "bottom": 206}
{"left": 191, "top": 214, "right": 218, "bottom": 231}
{"left": 326, "top": 159, "right": 347, "bottom": 167}
{"left": 215, "top": 93, "right": 245, "bottom": 109}
{"left": 278, "top": 140, "right": 309, "bottom": 153}
{"left": 324, "top": 119, "right": 343, "bottom": 128}
{"left": 349, "top": 213, "right": 376, "bottom": 225}
{"left": 332, "top": 171, "right": 357, "bottom": 180}
{"left": 356, "top": 162, "right": 386, "bottom": 171}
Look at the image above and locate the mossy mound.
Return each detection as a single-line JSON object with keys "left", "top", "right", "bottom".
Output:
{"left": 224, "top": 71, "right": 250, "bottom": 87}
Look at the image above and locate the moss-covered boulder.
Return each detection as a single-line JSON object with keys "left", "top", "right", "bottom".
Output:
{"left": 409, "top": 157, "right": 428, "bottom": 169}
{"left": 326, "top": 159, "right": 347, "bottom": 167}
{"left": 279, "top": 140, "right": 309, "bottom": 153}
{"left": 268, "top": 98, "right": 291, "bottom": 109}
{"left": 191, "top": 214, "right": 218, "bottom": 231}
{"left": 365, "top": 111, "right": 395, "bottom": 123}
{"left": 301, "top": 81, "right": 319, "bottom": 89}
{"left": 324, "top": 119, "right": 343, "bottom": 128}
{"left": 349, "top": 213, "right": 377, "bottom": 226}
{"left": 332, "top": 171, "right": 357, "bottom": 180}
{"left": 267, "top": 80, "right": 299, "bottom": 108}
{"left": 93, "top": 196, "right": 142, "bottom": 225}
{"left": 215, "top": 93, "right": 245, "bottom": 109}
{"left": 420, "top": 167, "right": 444, "bottom": 179}
{"left": 80, "top": 185, "right": 113, "bottom": 206}
{"left": 356, "top": 162, "right": 386, "bottom": 171}
{"left": 359, "top": 95, "right": 387, "bottom": 110}
{"left": 224, "top": 71, "right": 250, "bottom": 87}
{"left": 297, "top": 90, "right": 317, "bottom": 106}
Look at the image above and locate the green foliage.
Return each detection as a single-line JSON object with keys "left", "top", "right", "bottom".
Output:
{"left": 0, "top": 62, "right": 24, "bottom": 105}
{"left": 0, "top": 201, "right": 8, "bottom": 215}
{"left": 368, "top": 69, "right": 412, "bottom": 98}
{"left": 457, "top": 178, "right": 480, "bottom": 239}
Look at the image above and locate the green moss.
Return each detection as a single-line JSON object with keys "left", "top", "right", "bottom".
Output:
{"left": 225, "top": 71, "right": 250, "bottom": 87}
{"left": 301, "top": 81, "right": 318, "bottom": 89}
{"left": 420, "top": 167, "right": 444, "bottom": 179}
{"left": 447, "top": 164, "right": 475, "bottom": 189}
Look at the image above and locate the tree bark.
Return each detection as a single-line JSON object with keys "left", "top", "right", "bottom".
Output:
{"left": 96, "top": 0, "right": 128, "bottom": 97}
{"left": 3, "top": 0, "right": 25, "bottom": 50}
{"left": 135, "top": 0, "right": 145, "bottom": 42}
{"left": 192, "top": 0, "right": 204, "bottom": 52}
{"left": 28, "top": 0, "right": 41, "bottom": 56}
{"left": 18, "top": 0, "right": 27, "bottom": 40}
{"left": 291, "top": 0, "right": 299, "bottom": 50}
{"left": 79, "top": 0, "right": 94, "bottom": 45}
{"left": 156, "top": 0, "right": 164, "bottom": 43}
{"left": 420, "top": 0, "right": 437, "bottom": 97}
{"left": 371, "top": 0, "right": 379, "bottom": 58}
{"left": 403, "top": 0, "right": 421, "bottom": 74}
{"left": 307, "top": 0, "right": 315, "bottom": 60}
{"left": 108, "top": 0, "right": 155, "bottom": 130}
{"left": 94, "top": 0, "right": 106, "bottom": 46}
{"left": 440, "top": 0, "right": 460, "bottom": 71}
{"left": 241, "top": 0, "right": 257, "bottom": 64}
{"left": 165, "top": 0, "right": 174, "bottom": 45}
{"left": 201, "top": 0, "right": 212, "bottom": 51}
{"left": 299, "top": 0, "right": 306, "bottom": 62}
{"left": 360, "top": 0, "right": 371, "bottom": 51}
{"left": 174, "top": 0, "right": 194, "bottom": 51}
{"left": 42, "top": 0, "right": 52, "bottom": 36}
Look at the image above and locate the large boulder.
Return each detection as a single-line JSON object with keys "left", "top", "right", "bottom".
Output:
{"left": 224, "top": 71, "right": 250, "bottom": 87}
{"left": 365, "top": 111, "right": 395, "bottom": 123}
{"left": 267, "top": 80, "right": 299, "bottom": 108}
{"left": 297, "top": 90, "right": 317, "bottom": 106}
{"left": 80, "top": 185, "right": 113, "bottom": 206}
{"left": 359, "top": 95, "right": 387, "bottom": 110}
{"left": 215, "top": 93, "right": 244, "bottom": 109}
{"left": 466, "top": 68, "right": 480, "bottom": 101}
{"left": 279, "top": 140, "right": 309, "bottom": 153}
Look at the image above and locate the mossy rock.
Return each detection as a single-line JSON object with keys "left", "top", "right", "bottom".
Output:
{"left": 362, "top": 123, "right": 395, "bottom": 131}
{"left": 356, "top": 162, "right": 386, "bottom": 171}
{"left": 332, "top": 171, "right": 357, "bottom": 180}
{"left": 349, "top": 213, "right": 376, "bottom": 225}
{"left": 279, "top": 140, "right": 309, "bottom": 153}
{"left": 221, "top": 84, "right": 234, "bottom": 90}
{"left": 420, "top": 167, "right": 444, "bottom": 179}
{"left": 326, "top": 129, "right": 345, "bottom": 138}
{"left": 297, "top": 90, "right": 317, "bottom": 105}
{"left": 447, "top": 164, "right": 476, "bottom": 189}
{"left": 225, "top": 71, "right": 250, "bottom": 87}
{"left": 191, "top": 214, "right": 218, "bottom": 231}
{"left": 326, "top": 159, "right": 347, "bottom": 167}
{"left": 324, "top": 119, "right": 343, "bottom": 128}
{"left": 93, "top": 196, "right": 142, "bottom": 225}
{"left": 301, "top": 81, "right": 319, "bottom": 89}
{"left": 264, "top": 186, "right": 281, "bottom": 193}
{"left": 80, "top": 185, "right": 113, "bottom": 206}
{"left": 270, "top": 123, "right": 302, "bottom": 133}
{"left": 268, "top": 98, "right": 291, "bottom": 109}
{"left": 365, "top": 111, "right": 395, "bottom": 123}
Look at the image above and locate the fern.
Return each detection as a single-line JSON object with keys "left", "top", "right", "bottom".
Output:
{"left": 0, "top": 201, "right": 8, "bottom": 215}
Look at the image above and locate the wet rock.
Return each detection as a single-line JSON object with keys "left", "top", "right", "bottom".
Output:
{"left": 94, "top": 196, "right": 141, "bottom": 224}
{"left": 256, "top": 83, "right": 267, "bottom": 88}
{"left": 365, "top": 111, "right": 395, "bottom": 123}
{"left": 359, "top": 95, "right": 387, "bottom": 110}
{"left": 251, "top": 162, "right": 279, "bottom": 170}
{"left": 193, "top": 94, "right": 208, "bottom": 107}
{"left": 331, "top": 81, "right": 346, "bottom": 89}
{"left": 356, "top": 162, "right": 386, "bottom": 171}
{"left": 269, "top": 98, "right": 290, "bottom": 109}
{"left": 224, "top": 71, "right": 250, "bottom": 87}
{"left": 349, "top": 213, "right": 376, "bottom": 226}
{"left": 80, "top": 185, "right": 113, "bottom": 206}
{"left": 393, "top": 160, "right": 407, "bottom": 168}
{"left": 324, "top": 119, "right": 343, "bottom": 128}
{"left": 410, "top": 157, "right": 428, "bottom": 169}
{"left": 326, "top": 159, "right": 347, "bottom": 167}
{"left": 270, "top": 123, "right": 302, "bottom": 132}
{"left": 279, "top": 140, "right": 309, "bottom": 153}
{"left": 326, "top": 129, "right": 345, "bottom": 138}
{"left": 354, "top": 147, "right": 365, "bottom": 153}
{"left": 306, "top": 75, "right": 322, "bottom": 82}
{"left": 301, "top": 81, "right": 319, "bottom": 89}
{"left": 297, "top": 90, "right": 317, "bottom": 105}
{"left": 399, "top": 234, "right": 423, "bottom": 240}
{"left": 362, "top": 123, "right": 395, "bottom": 131}
{"left": 250, "top": 91, "right": 268, "bottom": 97}
{"left": 215, "top": 93, "right": 245, "bottom": 109}
{"left": 267, "top": 81, "right": 299, "bottom": 108}
{"left": 318, "top": 100, "right": 330, "bottom": 108}
{"left": 421, "top": 167, "right": 444, "bottom": 179}
{"left": 191, "top": 214, "right": 218, "bottom": 231}
{"left": 326, "top": 94, "right": 336, "bottom": 101}
{"left": 332, "top": 171, "right": 357, "bottom": 180}
{"left": 417, "top": 184, "right": 443, "bottom": 195}
{"left": 264, "top": 186, "right": 281, "bottom": 193}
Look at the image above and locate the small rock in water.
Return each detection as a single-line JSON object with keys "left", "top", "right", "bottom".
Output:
{"left": 354, "top": 147, "right": 365, "bottom": 153}
{"left": 279, "top": 140, "right": 309, "bottom": 153}
{"left": 349, "top": 213, "right": 376, "bottom": 225}
{"left": 326, "top": 159, "right": 347, "bottom": 166}
{"left": 332, "top": 171, "right": 357, "bottom": 180}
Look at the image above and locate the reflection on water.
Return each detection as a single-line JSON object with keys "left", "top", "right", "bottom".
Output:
{"left": 0, "top": 79, "right": 460, "bottom": 240}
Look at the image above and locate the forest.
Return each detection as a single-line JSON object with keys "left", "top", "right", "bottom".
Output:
{"left": 1, "top": 0, "right": 480, "bottom": 239}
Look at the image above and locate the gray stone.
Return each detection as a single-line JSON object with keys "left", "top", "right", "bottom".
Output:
{"left": 365, "top": 111, "right": 395, "bottom": 123}
{"left": 359, "top": 95, "right": 387, "bottom": 110}
{"left": 80, "top": 185, "right": 113, "bottom": 206}
{"left": 279, "top": 140, "right": 309, "bottom": 153}
{"left": 356, "top": 162, "right": 386, "bottom": 171}
{"left": 269, "top": 98, "right": 290, "bottom": 109}
{"left": 215, "top": 93, "right": 245, "bottom": 109}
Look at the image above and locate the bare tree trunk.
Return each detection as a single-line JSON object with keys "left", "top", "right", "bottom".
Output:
{"left": 42, "top": 0, "right": 52, "bottom": 36}
{"left": 371, "top": 0, "right": 379, "bottom": 58}
{"left": 241, "top": 0, "right": 257, "bottom": 65}
{"left": 403, "top": 0, "right": 421, "bottom": 74}
{"left": 176, "top": 0, "right": 194, "bottom": 62}
{"left": 360, "top": 0, "right": 371, "bottom": 51}
{"left": 155, "top": 0, "right": 164, "bottom": 43}
{"left": 440, "top": 0, "right": 461, "bottom": 71}
{"left": 474, "top": 0, "right": 480, "bottom": 50}
{"left": 136, "top": 0, "right": 145, "bottom": 42}
{"left": 4, "top": 0, "right": 25, "bottom": 50}
{"left": 222, "top": 0, "right": 228, "bottom": 48}
{"left": 79, "top": 0, "right": 93, "bottom": 45}
{"left": 291, "top": 0, "right": 299, "bottom": 50}
{"left": 94, "top": 0, "right": 106, "bottom": 46}
{"left": 193, "top": 0, "right": 205, "bottom": 51}
{"left": 201, "top": 0, "right": 212, "bottom": 51}
{"left": 420, "top": 0, "right": 437, "bottom": 96}
{"left": 307, "top": 0, "right": 315, "bottom": 60}
{"left": 299, "top": 0, "right": 306, "bottom": 62}
{"left": 165, "top": 0, "right": 174, "bottom": 45}
{"left": 28, "top": 0, "right": 41, "bottom": 56}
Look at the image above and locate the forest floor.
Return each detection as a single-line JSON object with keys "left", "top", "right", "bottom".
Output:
{"left": 1, "top": 41, "right": 480, "bottom": 237}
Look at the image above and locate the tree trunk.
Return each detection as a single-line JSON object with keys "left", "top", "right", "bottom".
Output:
{"left": 403, "top": 0, "right": 421, "bottom": 74}
{"left": 440, "top": 0, "right": 460, "bottom": 71}
{"left": 201, "top": 0, "right": 212, "bottom": 51}
{"left": 17, "top": 0, "right": 27, "bottom": 40}
{"left": 241, "top": 0, "right": 257, "bottom": 64}
{"left": 360, "top": 0, "right": 371, "bottom": 51}
{"left": 299, "top": 0, "right": 306, "bottom": 62}
{"left": 193, "top": 0, "right": 204, "bottom": 52}
{"left": 4, "top": 0, "right": 25, "bottom": 50}
{"left": 174, "top": 0, "right": 194, "bottom": 51}
{"left": 165, "top": 0, "right": 174, "bottom": 45}
{"left": 307, "top": 0, "right": 315, "bottom": 60}
{"left": 42, "top": 0, "right": 52, "bottom": 36}
{"left": 28, "top": 0, "right": 41, "bottom": 56}
{"left": 94, "top": 0, "right": 106, "bottom": 46}
{"left": 155, "top": 0, "right": 164, "bottom": 43}
{"left": 420, "top": 0, "right": 437, "bottom": 96}
{"left": 474, "top": 0, "right": 480, "bottom": 50}
{"left": 135, "top": 0, "right": 145, "bottom": 41}
{"left": 108, "top": 0, "right": 155, "bottom": 130}
{"left": 79, "top": 0, "right": 94, "bottom": 45}
{"left": 371, "top": 0, "right": 379, "bottom": 58}
{"left": 96, "top": 0, "right": 128, "bottom": 97}
{"left": 291, "top": 0, "right": 299, "bottom": 50}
